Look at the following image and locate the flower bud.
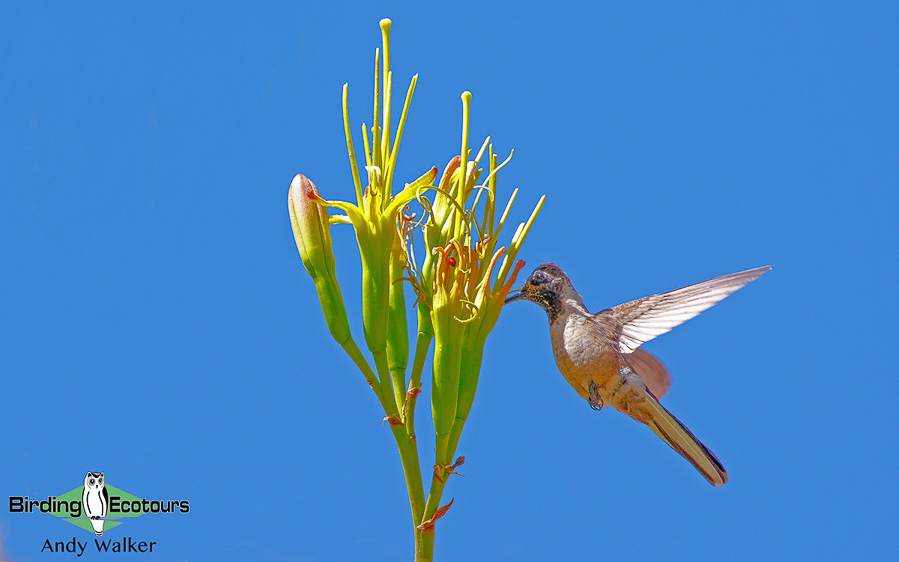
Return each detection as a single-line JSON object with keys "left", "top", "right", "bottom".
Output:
{"left": 288, "top": 174, "right": 334, "bottom": 276}
{"left": 288, "top": 174, "right": 352, "bottom": 345}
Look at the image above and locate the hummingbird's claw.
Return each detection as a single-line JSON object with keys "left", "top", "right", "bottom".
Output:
{"left": 588, "top": 381, "right": 604, "bottom": 411}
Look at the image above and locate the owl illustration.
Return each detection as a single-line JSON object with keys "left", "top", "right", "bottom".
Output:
{"left": 82, "top": 472, "right": 109, "bottom": 536}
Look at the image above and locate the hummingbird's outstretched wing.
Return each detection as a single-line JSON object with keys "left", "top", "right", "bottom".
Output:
{"left": 607, "top": 266, "right": 771, "bottom": 354}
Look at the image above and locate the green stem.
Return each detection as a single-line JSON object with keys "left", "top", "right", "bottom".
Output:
{"left": 388, "top": 421, "right": 425, "bottom": 527}
{"left": 368, "top": 341, "right": 426, "bottom": 530}
{"left": 342, "top": 335, "right": 424, "bottom": 526}
{"left": 339, "top": 337, "right": 383, "bottom": 402}
{"left": 419, "top": 339, "right": 485, "bottom": 546}
{"left": 390, "top": 369, "right": 406, "bottom": 415}
{"left": 387, "top": 244, "right": 409, "bottom": 415}
{"left": 403, "top": 332, "right": 432, "bottom": 436}
{"left": 373, "top": 352, "right": 398, "bottom": 417}
{"left": 415, "top": 528, "right": 435, "bottom": 562}
{"left": 444, "top": 419, "right": 465, "bottom": 471}
{"left": 421, "top": 469, "right": 448, "bottom": 531}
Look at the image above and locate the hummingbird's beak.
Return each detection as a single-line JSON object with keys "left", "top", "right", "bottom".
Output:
{"left": 504, "top": 290, "right": 523, "bottom": 304}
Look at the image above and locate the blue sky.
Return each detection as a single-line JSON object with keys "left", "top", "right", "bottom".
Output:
{"left": 2, "top": 2, "right": 897, "bottom": 560}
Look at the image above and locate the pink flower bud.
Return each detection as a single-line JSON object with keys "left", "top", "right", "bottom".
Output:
{"left": 288, "top": 174, "right": 351, "bottom": 345}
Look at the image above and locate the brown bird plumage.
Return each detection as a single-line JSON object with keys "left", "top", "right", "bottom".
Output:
{"left": 505, "top": 263, "right": 770, "bottom": 486}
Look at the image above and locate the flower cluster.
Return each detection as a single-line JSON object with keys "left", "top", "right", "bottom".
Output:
{"left": 287, "top": 19, "right": 543, "bottom": 561}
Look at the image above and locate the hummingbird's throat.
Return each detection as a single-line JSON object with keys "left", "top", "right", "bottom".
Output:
{"left": 533, "top": 291, "right": 564, "bottom": 324}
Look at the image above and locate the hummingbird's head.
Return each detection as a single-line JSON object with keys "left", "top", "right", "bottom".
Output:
{"left": 504, "top": 263, "right": 572, "bottom": 319}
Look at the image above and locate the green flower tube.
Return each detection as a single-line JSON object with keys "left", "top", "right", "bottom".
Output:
{"left": 429, "top": 245, "right": 467, "bottom": 456}
{"left": 359, "top": 235, "right": 392, "bottom": 357}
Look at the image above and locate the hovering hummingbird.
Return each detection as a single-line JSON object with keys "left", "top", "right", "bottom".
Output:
{"left": 504, "top": 264, "right": 770, "bottom": 486}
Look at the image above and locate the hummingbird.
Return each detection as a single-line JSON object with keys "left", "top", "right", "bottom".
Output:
{"left": 504, "top": 263, "right": 770, "bottom": 486}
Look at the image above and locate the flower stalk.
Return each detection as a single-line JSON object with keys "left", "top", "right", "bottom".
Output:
{"left": 288, "top": 19, "right": 544, "bottom": 560}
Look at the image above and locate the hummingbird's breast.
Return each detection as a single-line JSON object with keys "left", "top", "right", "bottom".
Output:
{"left": 550, "top": 310, "right": 621, "bottom": 401}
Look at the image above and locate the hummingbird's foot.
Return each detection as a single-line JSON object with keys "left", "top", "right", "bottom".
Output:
{"left": 588, "top": 382, "right": 604, "bottom": 411}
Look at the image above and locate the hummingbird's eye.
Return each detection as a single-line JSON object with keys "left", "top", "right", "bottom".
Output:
{"left": 532, "top": 273, "right": 547, "bottom": 285}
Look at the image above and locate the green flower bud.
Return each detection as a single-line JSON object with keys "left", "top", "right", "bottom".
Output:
{"left": 288, "top": 173, "right": 352, "bottom": 345}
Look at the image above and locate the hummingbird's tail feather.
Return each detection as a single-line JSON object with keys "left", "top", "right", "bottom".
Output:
{"left": 643, "top": 392, "right": 728, "bottom": 487}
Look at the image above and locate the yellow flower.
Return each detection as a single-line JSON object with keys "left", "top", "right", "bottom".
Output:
{"left": 288, "top": 21, "right": 547, "bottom": 552}
{"left": 420, "top": 92, "right": 545, "bottom": 477}
{"left": 308, "top": 166, "right": 436, "bottom": 357}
